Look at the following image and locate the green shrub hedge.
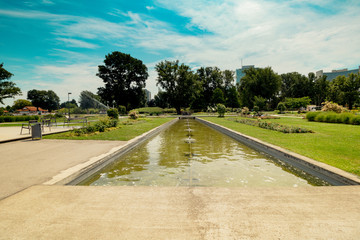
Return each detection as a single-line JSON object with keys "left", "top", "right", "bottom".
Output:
{"left": 73, "top": 117, "right": 118, "bottom": 136}
{"left": 0, "top": 115, "right": 40, "bottom": 123}
{"left": 306, "top": 111, "right": 360, "bottom": 125}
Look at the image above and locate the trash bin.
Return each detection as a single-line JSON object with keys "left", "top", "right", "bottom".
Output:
{"left": 31, "top": 123, "right": 42, "bottom": 140}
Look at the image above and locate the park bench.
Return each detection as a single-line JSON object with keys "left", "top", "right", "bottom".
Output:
{"left": 20, "top": 120, "right": 38, "bottom": 134}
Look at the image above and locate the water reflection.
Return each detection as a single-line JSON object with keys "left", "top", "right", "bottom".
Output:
{"left": 80, "top": 119, "right": 330, "bottom": 187}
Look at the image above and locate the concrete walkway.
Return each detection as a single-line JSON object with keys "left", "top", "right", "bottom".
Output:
{"left": 0, "top": 185, "right": 359, "bottom": 239}
{"left": 0, "top": 126, "right": 360, "bottom": 239}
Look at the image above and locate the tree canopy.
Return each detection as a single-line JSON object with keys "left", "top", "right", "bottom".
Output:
{"left": 328, "top": 73, "right": 360, "bottom": 109}
{"left": 27, "top": 89, "right": 60, "bottom": 112}
{"left": 0, "top": 63, "right": 21, "bottom": 104}
{"left": 97, "top": 51, "right": 148, "bottom": 110}
{"left": 155, "top": 60, "right": 200, "bottom": 114}
{"left": 13, "top": 99, "right": 32, "bottom": 110}
{"left": 238, "top": 67, "right": 281, "bottom": 108}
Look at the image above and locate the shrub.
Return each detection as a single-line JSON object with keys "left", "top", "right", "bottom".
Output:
{"left": 350, "top": 115, "right": 360, "bottom": 125}
{"left": 241, "top": 107, "right": 250, "bottom": 116}
{"left": 306, "top": 112, "right": 321, "bottom": 121}
{"left": 277, "top": 102, "right": 286, "bottom": 113}
{"left": 217, "top": 104, "right": 226, "bottom": 117}
{"left": 340, "top": 113, "right": 354, "bottom": 124}
{"left": 107, "top": 108, "right": 119, "bottom": 119}
{"left": 321, "top": 101, "right": 345, "bottom": 113}
{"left": 118, "top": 105, "right": 127, "bottom": 115}
{"left": 129, "top": 110, "right": 139, "bottom": 120}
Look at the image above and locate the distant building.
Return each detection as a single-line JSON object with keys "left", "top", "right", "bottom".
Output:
{"left": 16, "top": 106, "right": 48, "bottom": 115}
{"left": 236, "top": 65, "right": 257, "bottom": 84}
{"left": 144, "top": 89, "right": 151, "bottom": 102}
{"left": 316, "top": 66, "right": 360, "bottom": 81}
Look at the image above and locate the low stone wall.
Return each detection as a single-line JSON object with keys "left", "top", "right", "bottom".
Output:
{"left": 197, "top": 118, "right": 360, "bottom": 186}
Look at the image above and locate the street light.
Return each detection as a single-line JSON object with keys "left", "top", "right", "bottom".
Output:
{"left": 68, "top": 92, "right": 72, "bottom": 119}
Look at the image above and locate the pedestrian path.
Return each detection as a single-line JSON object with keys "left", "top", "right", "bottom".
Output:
{"left": 0, "top": 125, "right": 71, "bottom": 143}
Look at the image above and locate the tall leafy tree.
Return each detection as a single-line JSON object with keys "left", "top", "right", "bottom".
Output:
{"left": 196, "top": 67, "right": 224, "bottom": 108}
{"left": 97, "top": 51, "right": 148, "bottom": 110}
{"left": 13, "top": 99, "right": 32, "bottom": 110}
{"left": 0, "top": 63, "right": 21, "bottom": 104}
{"left": 280, "top": 72, "right": 313, "bottom": 99}
{"left": 225, "top": 86, "right": 241, "bottom": 109}
{"left": 328, "top": 73, "right": 360, "bottom": 109}
{"left": 155, "top": 60, "right": 199, "bottom": 114}
{"left": 238, "top": 67, "right": 281, "bottom": 108}
{"left": 27, "top": 89, "right": 60, "bottom": 112}
{"left": 312, "top": 75, "right": 329, "bottom": 106}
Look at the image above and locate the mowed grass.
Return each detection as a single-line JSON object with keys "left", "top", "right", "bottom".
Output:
{"left": 44, "top": 117, "right": 174, "bottom": 141}
{"left": 204, "top": 116, "right": 360, "bottom": 176}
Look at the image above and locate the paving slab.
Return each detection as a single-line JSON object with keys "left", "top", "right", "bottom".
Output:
{"left": 0, "top": 139, "right": 126, "bottom": 200}
{"left": 0, "top": 185, "right": 359, "bottom": 239}
{"left": 0, "top": 126, "right": 70, "bottom": 143}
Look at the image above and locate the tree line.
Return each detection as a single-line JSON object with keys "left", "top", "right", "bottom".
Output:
{"left": 1, "top": 51, "right": 360, "bottom": 115}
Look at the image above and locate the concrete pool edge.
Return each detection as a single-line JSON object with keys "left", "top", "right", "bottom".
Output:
{"left": 43, "top": 118, "right": 178, "bottom": 186}
{"left": 197, "top": 117, "right": 360, "bottom": 186}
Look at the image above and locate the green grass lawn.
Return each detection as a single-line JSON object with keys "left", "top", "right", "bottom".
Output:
{"left": 203, "top": 116, "right": 360, "bottom": 176}
{"left": 44, "top": 117, "right": 174, "bottom": 141}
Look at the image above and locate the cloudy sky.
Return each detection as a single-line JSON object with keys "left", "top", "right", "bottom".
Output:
{"left": 1, "top": 0, "right": 360, "bottom": 106}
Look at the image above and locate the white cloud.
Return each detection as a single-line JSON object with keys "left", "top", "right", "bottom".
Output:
{"left": 56, "top": 38, "right": 99, "bottom": 49}
{"left": 146, "top": 6, "right": 155, "bottom": 10}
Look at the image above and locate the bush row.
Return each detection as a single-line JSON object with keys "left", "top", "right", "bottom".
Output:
{"left": 0, "top": 115, "right": 40, "bottom": 123}
{"left": 306, "top": 112, "right": 360, "bottom": 125}
{"left": 73, "top": 117, "right": 118, "bottom": 136}
{"left": 230, "top": 118, "right": 314, "bottom": 133}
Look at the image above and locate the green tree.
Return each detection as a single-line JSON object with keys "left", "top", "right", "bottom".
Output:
{"left": 212, "top": 87, "right": 225, "bottom": 104}
{"left": 225, "top": 86, "right": 241, "bottom": 109}
{"left": 155, "top": 60, "right": 199, "bottom": 114}
{"left": 27, "top": 89, "right": 60, "bottom": 112}
{"left": 253, "top": 96, "right": 266, "bottom": 111}
{"left": 97, "top": 51, "right": 148, "bottom": 110}
{"left": 154, "top": 91, "right": 170, "bottom": 109}
{"left": 280, "top": 72, "right": 313, "bottom": 99}
{"left": 238, "top": 67, "right": 281, "bottom": 108}
{"left": 312, "top": 75, "right": 329, "bottom": 106}
{"left": 217, "top": 103, "right": 226, "bottom": 117}
{"left": 0, "top": 63, "right": 21, "bottom": 104}
{"left": 196, "top": 67, "right": 224, "bottom": 109}
{"left": 328, "top": 74, "right": 360, "bottom": 110}
{"left": 12, "top": 99, "right": 32, "bottom": 110}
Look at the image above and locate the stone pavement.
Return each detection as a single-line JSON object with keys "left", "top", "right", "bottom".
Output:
{"left": 0, "top": 125, "right": 360, "bottom": 239}
{"left": 0, "top": 185, "right": 359, "bottom": 239}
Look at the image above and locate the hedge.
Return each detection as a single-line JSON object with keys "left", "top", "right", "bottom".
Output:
{"left": 0, "top": 115, "right": 40, "bottom": 123}
{"left": 306, "top": 111, "right": 360, "bottom": 125}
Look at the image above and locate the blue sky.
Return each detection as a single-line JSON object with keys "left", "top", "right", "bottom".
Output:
{"left": 1, "top": 0, "right": 360, "bottom": 106}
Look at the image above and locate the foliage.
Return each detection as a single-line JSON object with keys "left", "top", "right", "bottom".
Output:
{"left": 241, "top": 107, "right": 250, "bottom": 116}
{"left": 155, "top": 60, "right": 200, "bottom": 114}
{"left": 282, "top": 97, "right": 311, "bottom": 110}
{"left": 154, "top": 91, "right": 170, "bottom": 109}
{"left": 60, "top": 99, "right": 78, "bottom": 108}
{"left": 277, "top": 102, "right": 286, "bottom": 113}
{"left": 12, "top": 99, "right": 32, "bottom": 110}
{"left": 328, "top": 73, "right": 360, "bottom": 110}
{"left": 129, "top": 110, "right": 139, "bottom": 120}
{"left": 238, "top": 67, "right": 281, "bottom": 109}
{"left": 107, "top": 108, "right": 119, "bottom": 119}
{"left": 0, "top": 63, "right": 22, "bottom": 104}
{"left": 0, "top": 115, "right": 39, "bottom": 123}
{"left": 212, "top": 88, "right": 225, "bottom": 104}
{"left": 225, "top": 86, "right": 241, "bottom": 109}
{"left": 306, "top": 111, "right": 360, "bottom": 125}
{"left": 321, "top": 101, "right": 345, "bottom": 113}
{"left": 253, "top": 106, "right": 260, "bottom": 116}
{"left": 118, "top": 105, "right": 127, "bottom": 115}
{"left": 217, "top": 103, "right": 226, "bottom": 117}
{"left": 312, "top": 75, "right": 329, "bottom": 106}
{"left": 253, "top": 96, "right": 266, "bottom": 111}
{"left": 280, "top": 72, "right": 313, "bottom": 99}
{"left": 73, "top": 117, "right": 118, "bottom": 136}
{"left": 229, "top": 118, "right": 313, "bottom": 133}
{"left": 27, "top": 89, "right": 60, "bottom": 112}
{"left": 134, "top": 107, "right": 164, "bottom": 116}
{"left": 97, "top": 51, "right": 148, "bottom": 110}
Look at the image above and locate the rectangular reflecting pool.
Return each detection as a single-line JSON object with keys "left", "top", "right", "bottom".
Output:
{"left": 79, "top": 119, "right": 331, "bottom": 187}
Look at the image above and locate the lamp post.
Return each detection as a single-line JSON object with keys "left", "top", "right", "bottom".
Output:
{"left": 68, "top": 92, "right": 71, "bottom": 119}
